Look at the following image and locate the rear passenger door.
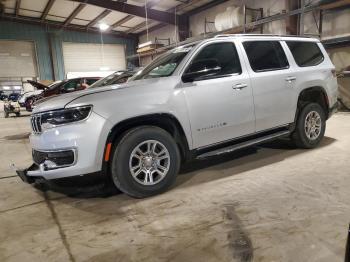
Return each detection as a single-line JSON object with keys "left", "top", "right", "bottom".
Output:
{"left": 182, "top": 41, "right": 255, "bottom": 148}
{"left": 241, "top": 40, "right": 296, "bottom": 132}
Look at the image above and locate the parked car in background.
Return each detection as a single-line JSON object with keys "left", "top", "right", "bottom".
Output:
{"left": 18, "top": 90, "right": 43, "bottom": 107}
{"left": 17, "top": 35, "right": 338, "bottom": 198}
{"left": 89, "top": 70, "right": 137, "bottom": 88}
{"left": 25, "top": 77, "right": 100, "bottom": 111}
{"left": 0, "top": 93, "right": 7, "bottom": 101}
{"left": 7, "top": 93, "right": 21, "bottom": 102}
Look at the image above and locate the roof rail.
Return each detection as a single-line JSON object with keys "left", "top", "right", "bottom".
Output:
{"left": 214, "top": 34, "right": 313, "bottom": 38}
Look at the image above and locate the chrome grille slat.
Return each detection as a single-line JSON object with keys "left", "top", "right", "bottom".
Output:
{"left": 30, "top": 115, "right": 42, "bottom": 134}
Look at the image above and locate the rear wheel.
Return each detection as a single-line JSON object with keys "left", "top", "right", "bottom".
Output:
{"left": 292, "top": 103, "right": 326, "bottom": 148}
{"left": 111, "top": 126, "right": 180, "bottom": 198}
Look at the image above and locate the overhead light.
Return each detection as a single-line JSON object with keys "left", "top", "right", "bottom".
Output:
{"left": 14, "top": 86, "right": 22, "bottom": 90}
{"left": 3, "top": 86, "right": 10, "bottom": 90}
{"left": 138, "top": 41, "right": 153, "bottom": 49}
{"left": 99, "top": 23, "right": 110, "bottom": 31}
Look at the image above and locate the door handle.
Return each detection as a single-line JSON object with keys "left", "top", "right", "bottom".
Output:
{"left": 285, "top": 76, "right": 296, "bottom": 82}
{"left": 233, "top": 83, "right": 247, "bottom": 90}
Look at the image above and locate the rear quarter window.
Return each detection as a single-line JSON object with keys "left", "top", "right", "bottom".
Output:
{"left": 286, "top": 41, "right": 324, "bottom": 67}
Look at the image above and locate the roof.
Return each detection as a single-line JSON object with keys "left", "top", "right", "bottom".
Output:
{"left": 0, "top": 0, "right": 217, "bottom": 36}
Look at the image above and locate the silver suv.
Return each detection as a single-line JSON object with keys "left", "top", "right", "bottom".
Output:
{"left": 17, "top": 35, "right": 338, "bottom": 198}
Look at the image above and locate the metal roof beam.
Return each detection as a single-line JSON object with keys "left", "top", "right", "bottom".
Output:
{"left": 86, "top": 9, "right": 111, "bottom": 28}
{"left": 320, "top": 0, "right": 350, "bottom": 10}
{"left": 41, "top": 0, "right": 55, "bottom": 20}
{"left": 0, "top": 14, "right": 136, "bottom": 39}
{"left": 71, "top": 0, "right": 178, "bottom": 25}
{"left": 136, "top": 0, "right": 201, "bottom": 36}
{"left": 63, "top": 3, "right": 86, "bottom": 27}
{"left": 15, "top": 0, "right": 21, "bottom": 17}
{"left": 110, "top": 0, "right": 161, "bottom": 29}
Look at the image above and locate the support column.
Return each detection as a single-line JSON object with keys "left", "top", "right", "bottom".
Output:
{"left": 286, "top": 0, "right": 298, "bottom": 35}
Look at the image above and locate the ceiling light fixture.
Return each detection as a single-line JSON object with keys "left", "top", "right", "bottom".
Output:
{"left": 99, "top": 23, "right": 110, "bottom": 31}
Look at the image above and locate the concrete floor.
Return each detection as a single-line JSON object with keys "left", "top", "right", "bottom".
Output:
{"left": 0, "top": 102, "right": 349, "bottom": 262}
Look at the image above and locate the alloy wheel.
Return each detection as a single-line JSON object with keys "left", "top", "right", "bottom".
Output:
{"left": 129, "top": 140, "right": 170, "bottom": 186}
{"left": 304, "top": 111, "right": 322, "bottom": 140}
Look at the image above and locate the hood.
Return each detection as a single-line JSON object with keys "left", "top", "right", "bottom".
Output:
{"left": 27, "top": 80, "right": 49, "bottom": 90}
{"left": 32, "top": 77, "right": 179, "bottom": 114}
{"left": 32, "top": 84, "right": 124, "bottom": 113}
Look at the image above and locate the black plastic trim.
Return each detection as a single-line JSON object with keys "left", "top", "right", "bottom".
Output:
{"left": 196, "top": 125, "right": 291, "bottom": 156}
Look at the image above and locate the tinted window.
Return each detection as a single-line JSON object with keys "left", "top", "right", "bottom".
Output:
{"left": 243, "top": 41, "right": 289, "bottom": 72}
{"left": 63, "top": 79, "right": 80, "bottom": 91}
{"left": 187, "top": 42, "right": 241, "bottom": 77}
{"left": 286, "top": 41, "right": 324, "bottom": 67}
{"left": 86, "top": 78, "right": 98, "bottom": 85}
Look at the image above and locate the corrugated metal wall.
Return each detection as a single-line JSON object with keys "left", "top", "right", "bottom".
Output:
{"left": 0, "top": 21, "right": 136, "bottom": 80}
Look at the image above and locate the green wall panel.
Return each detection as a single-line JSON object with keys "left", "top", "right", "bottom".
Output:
{"left": 0, "top": 21, "right": 136, "bottom": 80}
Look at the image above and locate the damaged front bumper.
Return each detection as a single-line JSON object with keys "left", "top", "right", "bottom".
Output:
{"left": 16, "top": 163, "right": 43, "bottom": 184}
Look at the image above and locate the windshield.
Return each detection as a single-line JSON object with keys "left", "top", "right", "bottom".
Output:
{"left": 48, "top": 80, "right": 63, "bottom": 90}
{"left": 131, "top": 44, "right": 195, "bottom": 81}
{"left": 89, "top": 71, "right": 128, "bottom": 88}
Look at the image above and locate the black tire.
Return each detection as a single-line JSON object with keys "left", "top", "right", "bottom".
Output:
{"left": 4, "top": 112, "right": 8, "bottom": 118}
{"left": 16, "top": 112, "right": 20, "bottom": 117}
{"left": 292, "top": 103, "right": 326, "bottom": 149}
{"left": 111, "top": 126, "right": 180, "bottom": 198}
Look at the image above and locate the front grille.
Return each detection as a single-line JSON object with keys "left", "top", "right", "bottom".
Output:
{"left": 30, "top": 115, "right": 42, "bottom": 134}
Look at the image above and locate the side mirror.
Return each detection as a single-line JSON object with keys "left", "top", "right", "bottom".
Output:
{"left": 182, "top": 59, "right": 221, "bottom": 83}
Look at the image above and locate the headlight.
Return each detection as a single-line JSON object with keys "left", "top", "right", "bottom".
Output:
{"left": 41, "top": 105, "right": 92, "bottom": 130}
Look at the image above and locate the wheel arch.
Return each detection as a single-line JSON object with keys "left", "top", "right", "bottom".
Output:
{"left": 296, "top": 86, "right": 329, "bottom": 119}
{"left": 104, "top": 113, "right": 192, "bottom": 167}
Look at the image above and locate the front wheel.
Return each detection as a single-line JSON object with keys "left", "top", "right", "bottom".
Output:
{"left": 111, "top": 126, "right": 180, "bottom": 198}
{"left": 292, "top": 103, "right": 326, "bottom": 149}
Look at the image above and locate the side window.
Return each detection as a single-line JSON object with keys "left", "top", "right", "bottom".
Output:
{"left": 243, "top": 41, "right": 289, "bottom": 72}
{"left": 63, "top": 79, "right": 80, "bottom": 91}
{"left": 86, "top": 78, "right": 98, "bottom": 86}
{"left": 286, "top": 41, "right": 324, "bottom": 67}
{"left": 186, "top": 42, "right": 242, "bottom": 78}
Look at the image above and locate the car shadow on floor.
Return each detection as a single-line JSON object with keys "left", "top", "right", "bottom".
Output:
{"left": 35, "top": 136, "right": 336, "bottom": 199}
{"left": 175, "top": 136, "right": 335, "bottom": 188}
{"left": 2, "top": 132, "right": 31, "bottom": 140}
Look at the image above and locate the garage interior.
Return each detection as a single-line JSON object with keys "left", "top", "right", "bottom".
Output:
{"left": 1, "top": 0, "right": 350, "bottom": 261}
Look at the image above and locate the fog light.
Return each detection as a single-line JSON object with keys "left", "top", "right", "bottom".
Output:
{"left": 32, "top": 149, "right": 76, "bottom": 170}
{"left": 40, "top": 160, "right": 58, "bottom": 171}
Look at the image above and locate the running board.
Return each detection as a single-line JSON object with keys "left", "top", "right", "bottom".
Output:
{"left": 196, "top": 130, "right": 290, "bottom": 160}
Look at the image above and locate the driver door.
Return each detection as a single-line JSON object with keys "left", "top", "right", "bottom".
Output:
{"left": 182, "top": 41, "right": 255, "bottom": 148}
